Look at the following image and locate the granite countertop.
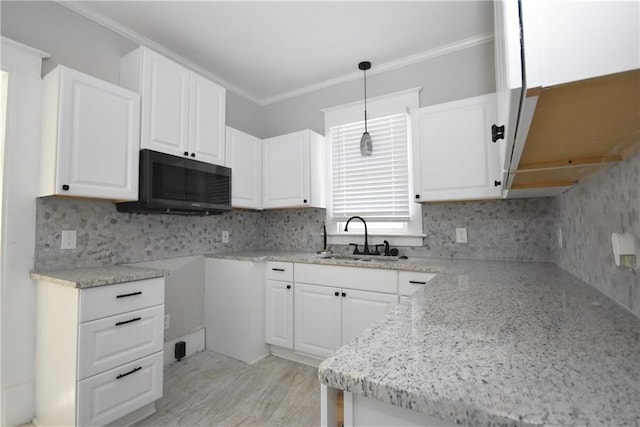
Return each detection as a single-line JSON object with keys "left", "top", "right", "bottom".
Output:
{"left": 31, "top": 265, "right": 167, "bottom": 289}
{"left": 208, "top": 251, "right": 444, "bottom": 273}
{"left": 318, "top": 259, "right": 640, "bottom": 426}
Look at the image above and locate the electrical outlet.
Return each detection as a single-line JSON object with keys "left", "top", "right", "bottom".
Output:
{"left": 61, "top": 230, "right": 76, "bottom": 249}
{"left": 455, "top": 228, "right": 468, "bottom": 243}
{"left": 164, "top": 314, "right": 170, "bottom": 330}
{"left": 222, "top": 230, "right": 229, "bottom": 243}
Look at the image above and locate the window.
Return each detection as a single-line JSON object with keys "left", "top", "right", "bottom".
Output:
{"left": 323, "top": 88, "right": 424, "bottom": 246}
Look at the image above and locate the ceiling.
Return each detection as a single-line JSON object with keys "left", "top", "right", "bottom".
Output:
{"left": 67, "top": 1, "right": 494, "bottom": 105}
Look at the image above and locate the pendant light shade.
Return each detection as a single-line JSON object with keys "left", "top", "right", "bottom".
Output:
{"left": 359, "top": 61, "right": 372, "bottom": 156}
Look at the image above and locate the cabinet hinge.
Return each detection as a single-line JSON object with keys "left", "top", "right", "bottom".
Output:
{"left": 491, "top": 124, "right": 505, "bottom": 142}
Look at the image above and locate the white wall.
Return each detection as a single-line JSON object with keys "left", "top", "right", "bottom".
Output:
{"left": 0, "top": 1, "right": 264, "bottom": 138}
{"left": 259, "top": 41, "right": 496, "bottom": 138}
{"left": 0, "top": 38, "right": 47, "bottom": 427}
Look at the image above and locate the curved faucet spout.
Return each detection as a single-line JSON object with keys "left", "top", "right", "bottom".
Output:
{"left": 344, "top": 216, "right": 370, "bottom": 255}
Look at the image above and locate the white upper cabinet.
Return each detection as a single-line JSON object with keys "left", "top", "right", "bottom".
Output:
{"left": 120, "top": 47, "right": 226, "bottom": 165}
{"left": 40, "top": 66, "right": 140, "bottom": 200}
{"left": 520, "top": 0, "right": 639, "bottom": 89}
{"left": 495, "top": 0, "right": 639, "bottom": 198}
{"left": 189, "top": 72, "right": 226, "bottom": 165}
{"left": 262, "top": 129, "right": 326, "bottom": 209}
{"left": 225, "top": 126, "right": 262, "bottom": 209}
{"left": 412, "top": 93, "right": 501, "bottom": 202}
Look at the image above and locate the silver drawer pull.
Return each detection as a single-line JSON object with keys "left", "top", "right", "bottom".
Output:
{"left": 116, "top": 366, "right": 141, "bottom": 380}
{"left": 271, "top": 268, "right": 285, "bottom": 272}
{"left": 115, "top": 317, "right": 141, "bottom": 326}
{"left": 116, "top": 291, "right": 142, "bottom": 299}
{"left": 409, "top": 280, "right": 427, "bottom": 285}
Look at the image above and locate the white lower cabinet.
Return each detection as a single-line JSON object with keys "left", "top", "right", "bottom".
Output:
{"left": 341, "top": 289, "right": 398, "bottom": 344}
{"left": 294, "top": 283, "right": 342, "bottom": 358}
{"left": 77, "top": 351, "right": 163, "bottom": 427}
{"left": 35, "top": 277, "right": 165, "bottom": 427}
{"left": 204, "top": 259, "right": 269, "bottom": 364}
{"left": 265, "top": 279, "right": 294, "bottom": 349}
{"left": 292, "top": 264, "right": 398, "bottom": 359}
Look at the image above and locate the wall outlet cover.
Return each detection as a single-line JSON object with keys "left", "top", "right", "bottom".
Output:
{"left": 164, "top": 314, "right": 170, "bottom": 330}
{"left": 558, "top": 228, "right": 564, "bottom": 248}
{"left": 61, "top": 230, "right": 77, "bottom": 250}
{"left": 222, "top": 230, "right": 229, "bottom": 243}
{"left": 455, "top": 228, "right": 468, "bottom": 244}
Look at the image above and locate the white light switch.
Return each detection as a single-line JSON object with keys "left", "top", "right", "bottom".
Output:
{"left": 455, "top": 228, "right": 468, "bottom": 243}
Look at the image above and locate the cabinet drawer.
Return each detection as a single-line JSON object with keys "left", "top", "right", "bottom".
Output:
{"left": 77, "top": 351, "right": 163, "bottom": 427}
{"left": 266, "top": 262, "right": 293, "bottom": 281}
{"left": 398, "top": 271, "right": 437, "bottom": 296}
{"left": 295, "top": 264, "right": 397, "bottom": 294}
{"left": 79, "top": 278, "right": 164, "bottom": 322}
{"left": 78, "top": 305, "right": 164, "bottom": 380}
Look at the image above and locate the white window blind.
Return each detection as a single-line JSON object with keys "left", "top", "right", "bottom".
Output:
{"left": 330, "top": 113, "right": 410, "bottom": 221}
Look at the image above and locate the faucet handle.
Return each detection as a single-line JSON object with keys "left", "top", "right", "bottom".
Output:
{"left": 373, "top": 244, "right": 384, "bottom": 255}
{"left": 348, "top": 243, "right": 360, "bottom": 254}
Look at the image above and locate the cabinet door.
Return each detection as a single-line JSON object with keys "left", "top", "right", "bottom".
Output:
{"left": 265, "top": 279, "right": 294, "bottom": 349}
{"left": 226, "top": 127, "right": 262, "bottom": 209}
{"left": 141, "top": 49, "right": 190, "bottom": 156}
{"left": 341, "top": 289, "right": 397, "bottom": 345}
{"left": 56, "top": 67, "right": 140, "bottom": 200}
{"left": 412, "top": 93, "right": 501, "bottom": 202}
{"left": 262, "top": 131, "right": 310, "bottom": 208}
{"left": 189, "top": 73, "right": 226, "bottom": 165}
{"left": 494, "top": 0, "right": 523, "bottom": 185}
{"left": 294, "top": 283, "right": 341, "bottom": 358}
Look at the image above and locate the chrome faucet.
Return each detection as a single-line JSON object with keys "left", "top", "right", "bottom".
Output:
{"left": 344, "top": 216, "right": 370, "bottom": 255}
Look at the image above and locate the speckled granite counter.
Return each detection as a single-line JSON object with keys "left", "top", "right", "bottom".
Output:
{"left": 317, "top": 259, "right": 640, "bottom": 426}
{"left": 31, "top": 265, "right": 167, "bottom": 288}
{"left": 208, "top": 251, "right": 444, "bottom": 273}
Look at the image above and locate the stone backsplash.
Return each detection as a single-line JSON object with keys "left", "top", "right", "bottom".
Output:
{"left": 552, "top": 151, "right": 640, "bottom": 317}
{"left": 35, "top": 197, "right": 261, "bottom": 270}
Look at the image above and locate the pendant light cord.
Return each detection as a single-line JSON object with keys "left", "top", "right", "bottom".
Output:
{"left": 363, "top": 68, "right": 368, "bottom": 133}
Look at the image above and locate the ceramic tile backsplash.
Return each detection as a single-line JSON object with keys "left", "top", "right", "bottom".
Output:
{"left": 552, "top": 151, "right": 640, "bottom": 317}
{"left": 35, "top": 197, "right": 261, "bottom": 270}
{"left": 260, "top": 208, "right": 327, "bottom": 252}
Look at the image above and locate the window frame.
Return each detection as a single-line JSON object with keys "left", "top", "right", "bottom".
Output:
{"left": 322, "top": 88, "right": 424, "bottom": 246}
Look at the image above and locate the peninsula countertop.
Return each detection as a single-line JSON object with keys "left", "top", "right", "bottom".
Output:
{"left": 316, "top": 259, "right": 640, "bottom": 426}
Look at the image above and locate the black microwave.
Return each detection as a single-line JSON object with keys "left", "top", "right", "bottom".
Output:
{"left": 116, "top": 150, "right": 232, "bottom": 215}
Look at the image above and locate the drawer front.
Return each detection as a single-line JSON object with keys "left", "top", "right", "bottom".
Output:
{"left": 294, "top": 263, "right": 397, "bottom": 294}
{"left": 77, "top": 351, "right": 163, "bottom": 427}
{"left": 78, "top": 305, "right": 164, "bottom": 380}
{"left": 79, "top": 278, "right": 164, "bottom": 322}
{"left": 266, "top": 261, "right": 293, "bottom": 281}
{"left": 398, "top": 271, "right": 437, "bottom": 296}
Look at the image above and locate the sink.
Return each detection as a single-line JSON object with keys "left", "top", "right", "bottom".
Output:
{"left": 317, "top": 254, "right": 400, "bottom": 262}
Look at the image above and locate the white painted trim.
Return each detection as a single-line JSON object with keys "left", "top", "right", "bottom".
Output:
{"left": 163, "top": 327, "right": 205, "bottom": 366}
{"left": 264, "top": 33, "right": 493, "bottom": 105}
{"left": 0, "top": 37, "right": 49, "bottom": 60}
{"left": 321, "top": 87, "right": 423, "bottom": 114}
{"left": 49, "top": 3, "right": 493, "bottom": 106}
{"left": 104, "top": 402, "right": 156, "bottom": 427}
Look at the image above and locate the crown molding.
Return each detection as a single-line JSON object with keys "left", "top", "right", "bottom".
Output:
{"left": 260, "top": 33, "right": 493, "bottom": 106}
{"left": 56, "top": 1, "right": 263, "bottom": 105}
{"left": 57, "top": 1, "right": 493, "bottom": 107}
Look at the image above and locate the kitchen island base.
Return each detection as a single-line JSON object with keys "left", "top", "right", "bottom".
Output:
{"left": 321, "top": 385, "right": 457, "bottom": 427}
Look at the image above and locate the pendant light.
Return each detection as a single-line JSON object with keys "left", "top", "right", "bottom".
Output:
{"left": 359, "top": 61, "right": 372, "bottom": 156}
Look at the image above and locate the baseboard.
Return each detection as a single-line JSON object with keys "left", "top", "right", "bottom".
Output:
{"left": 163, "top": 327, "right": 205, "bottom": 366}
{"left": 269, "top": 345, "right": 323, "bottom": 368}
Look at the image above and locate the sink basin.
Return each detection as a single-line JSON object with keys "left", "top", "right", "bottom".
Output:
{"left": 317, "top": 254, "right": 400, "bottom": 262}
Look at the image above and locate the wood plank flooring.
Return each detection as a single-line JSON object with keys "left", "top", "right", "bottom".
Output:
{"left": 133, "top": 351, "right": 321, "bottom": 426}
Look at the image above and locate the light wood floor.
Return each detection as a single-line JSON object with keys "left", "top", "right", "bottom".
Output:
{"left": 133, "top": 351, "right": 321, "bottom": 426}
